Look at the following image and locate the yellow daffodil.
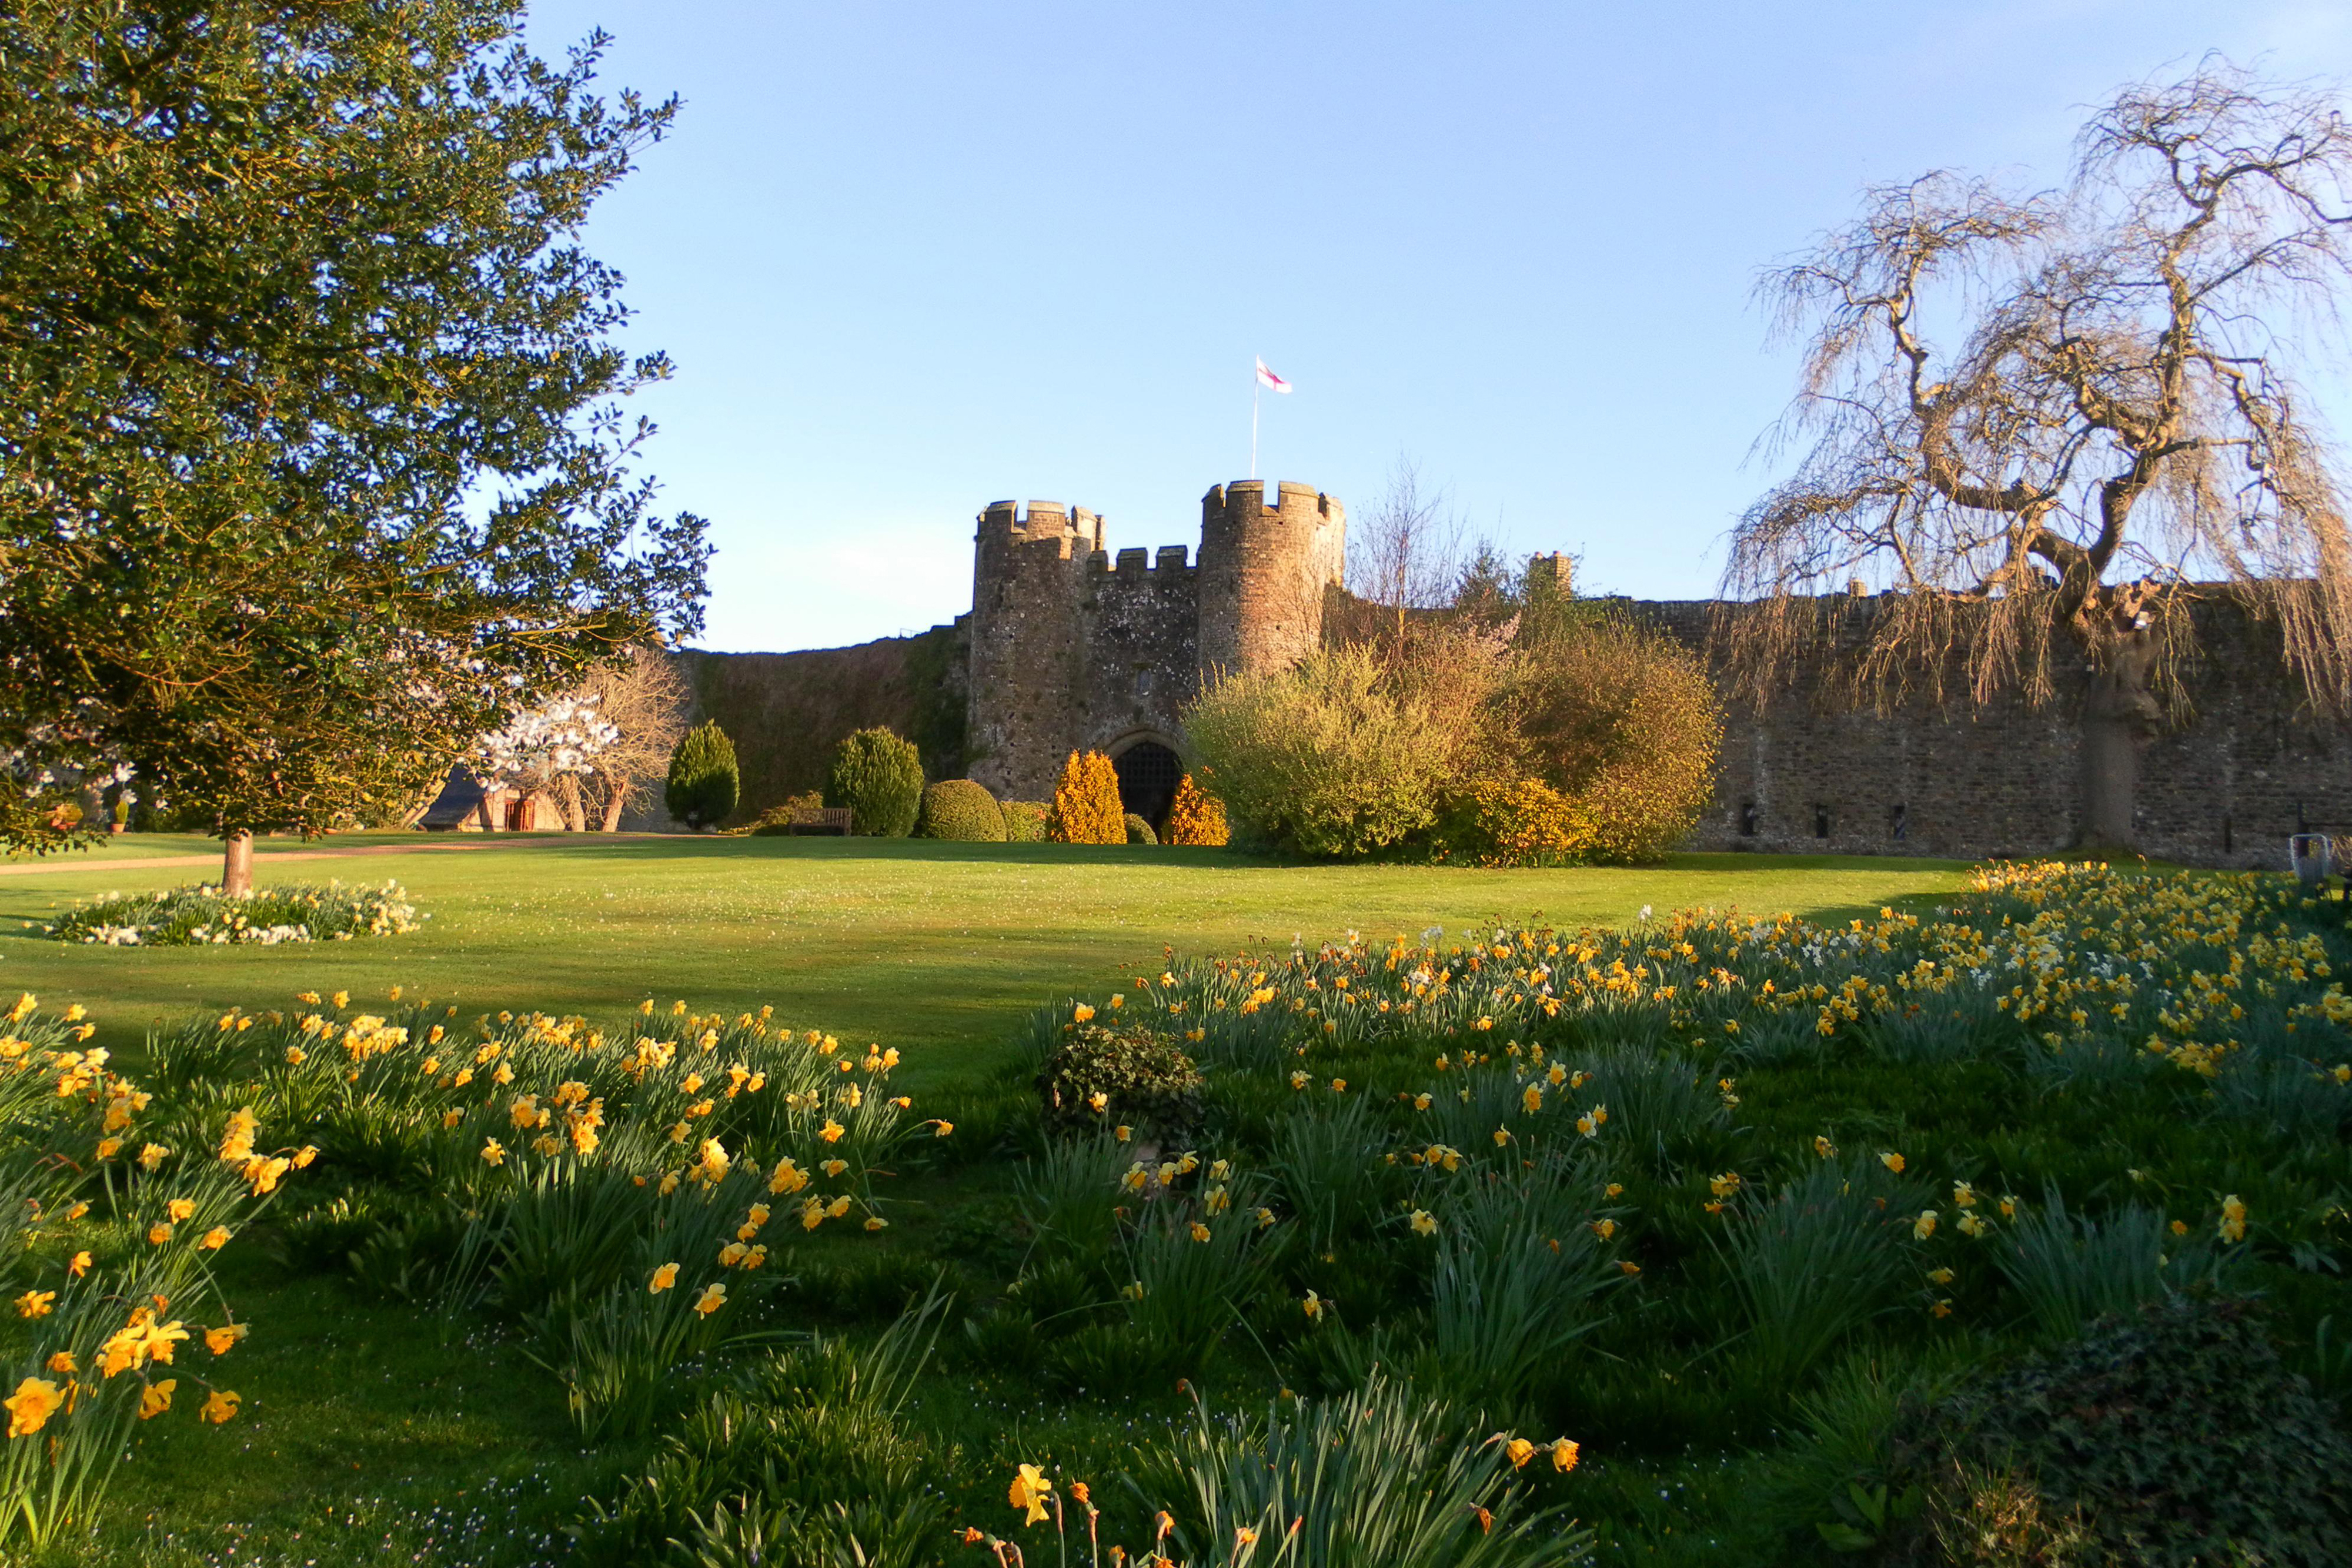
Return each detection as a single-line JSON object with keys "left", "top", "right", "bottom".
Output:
{"left": 1010, "top": 1463, "right": 1054, "bottom": 1526}
{"left": 200, "top": 1388, "right": 240, "bottom": 1423}
{"left": 480, "top": 1139, "right": 506, "bottom": 1166}
{"left": 15, "top": 1291, "right": 54, "bottom": 1319}
{"left": 1815, "top": 1135, "right": 1837, "bottom": 1159}
{"left": 694, "top": 1283, "right": 727, "bottom": 1316}
{"left": 5, "top": 1377, "right": 63, "bottom": 1437}
{"left": 1551, "top": 1438, "right": 1580, "bottom": 1473}
{"left": 1410, "top": 1209, "right": 1437, "bottom": 1236}
{"left": 205, "top": 1325, "right": 248, "bottom": 1355}
{"left": 2219, "top": 1193, "right": 2247, "bottom": 1243}
{"left": 139, "top": 1379, "right": 177, "bottom": 1419}
{"left": 819, "top": 1119, "right": 845, "bottom": 1144}
{"left": 1913, "top": 1210, "right": 1939, "bottom": 1241}
{"left": 68, "top": 1251, "right": 90, "bottom": 1279}
{"left": 1502, "top": 1436, "right": 1535, "bottom": 1469}
{"left": 650, "top": 1263, "right": 679, "bottom": 1293}
{"left": 1072, "top": 1004, "right": 1095, "bottom": 1024}
{"left": 1879, "top": 1152, "right": 1905, "bottom": 1174}
{"left": 1302, "top": 1291, "right": 1322, "bottom": 1320}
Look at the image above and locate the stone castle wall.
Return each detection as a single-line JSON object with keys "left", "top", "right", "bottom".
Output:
{"left": 673, "top": 476, "right": 2352, "bottom": 868}
{"left": 1639, "top": 597, "right": 2352, "bottom": 868}
{"left": 965, "top": 480, "right": 1342, "bottom": 801}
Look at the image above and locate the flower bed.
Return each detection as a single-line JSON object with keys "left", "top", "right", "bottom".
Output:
{"left": 42, "top": 881, "right": 425, "bottom": 947}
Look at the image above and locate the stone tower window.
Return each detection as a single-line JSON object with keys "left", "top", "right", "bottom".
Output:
{"left": 1814, "top": 805, "right": 1830, "bottom": 840}
{"left": 1739, "top": 801, "right": 1757, "bottom": 837}
{"left": 1891, "top": 803, "right": 1908, "bottom": 841}
{"left": 1135, "top": 668, "right": 1154, "bottom": 697}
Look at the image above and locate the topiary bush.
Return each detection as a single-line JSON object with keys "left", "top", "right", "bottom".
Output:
{"left": 664, "top": 720, "right": 740, "bottom": 830}
{"left": 1123, "top": 813, "right": 1156, "bottom": 845}
{"left": 824, "top": 727, "right": 924, "bottom": 837}
{"left": 1037, "top": 1022, "right": 1204, "bottom": 1143}
{"left": 1047, "top": 750, "right": 1123, "bottom": 845}
{"left": 1000, "top": 800, "right": 1049, "bottom": 842}
{"left": 1928, "top": 1295, "right": 2352, "bottom": 1566}
{"left": 916, "top": 779, "right": 1004, "bottom": 842}
{"left": 1164, "top": 774, "right": 1229, "bottom": 847}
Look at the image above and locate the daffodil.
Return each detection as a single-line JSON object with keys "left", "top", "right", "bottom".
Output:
{"left": 1010, "top": 1462, "right": 1054, "bottom": 1526}
{"left": 650, "top": 1262, "right": 679, "bottom": 1293}
{"left": 139, "top": 1379, "right": 178, "bottom": 1419}
{"left": 15, "top": 1290, "right": 54, "bottom": 1319}
{"left": 481, "top": 1138, "right": 506, "bottom": 1166}
{"left": 694, "top": 1283, "right": 727, "bottom": 1316}
{"left": 1551, "top": 1437, "right": 1580, "bottom": 1473}
{"left": 5, "top": 1377, "right": 63, "bottom": 1437}
{"left": 1410, "top": 1209, "right": 1437, "bottom": 1236}
{"left": 200, "top": 1388, "right": 240, "bottom": 1424}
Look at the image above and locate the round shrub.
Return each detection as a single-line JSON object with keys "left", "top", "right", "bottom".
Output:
{"left": 1123, "top": 813, "right": 1157, "bottom": 845}
{"left": 1181, "top": 643, "right": 1471, "bottom": 857}
{"left": 1432, "top": 776, "right": 1588, "bottom": 866}
{"left": 1498, "top": 611, "right": 1720, "bottom": 864}
{"left": 1037, "top": 1022, "right": 1204, "bottom": 1143}
{"left": 917, "top": 778, "right": 1004, "bottom": 841}
{"left": 824, "top": 727, "right": 923, "bottom": 837}
{"left": 664, "top": 720, "right": 739, "bottom": 830}
{"left": 1000, "top": 800, "right": 1050, "bottom": 842}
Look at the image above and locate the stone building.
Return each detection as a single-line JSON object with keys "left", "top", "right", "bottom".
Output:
{"left": 963, "top": 479, "right": 1345, "bottom": 819}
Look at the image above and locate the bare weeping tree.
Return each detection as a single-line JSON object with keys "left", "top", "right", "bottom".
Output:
{"left": 1723, "top": 60, "right": 2352, "bottom": 848}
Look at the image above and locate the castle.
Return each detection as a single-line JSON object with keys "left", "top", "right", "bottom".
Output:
{"left": 964, "top": 479, "right": 1345, "bottom": 821}
{"left": 664, "top": 476, "right": 2352, "bottom": 868}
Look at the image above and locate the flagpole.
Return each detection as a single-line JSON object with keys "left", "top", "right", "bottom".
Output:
{"left": 1250, "top": 371, "right": 1259, "bottom": 480}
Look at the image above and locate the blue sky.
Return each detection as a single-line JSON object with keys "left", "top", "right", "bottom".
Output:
{"left": 517, "top": 1, "right": 2352, "bottom": 654}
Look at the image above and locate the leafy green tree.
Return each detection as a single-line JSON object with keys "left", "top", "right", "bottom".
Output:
{"left": 825, "top": 728, "right": 923, "bottom": 838}
{"left": 666, "top": 722, "right": 740, "bottom": 831}
{"left": 0, "top": 2, "right": 709, "bottom": 891}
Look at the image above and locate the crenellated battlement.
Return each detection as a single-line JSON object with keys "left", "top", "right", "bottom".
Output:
{"left": 964, "top": 477, "right": 1344, "bottom": 800}
{"left": 1093, "top": 543, "right": 1194, "bottom": 581}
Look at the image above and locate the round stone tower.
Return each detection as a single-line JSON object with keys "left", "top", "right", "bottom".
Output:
{"left": 966, "top": 499, "right": 1105, "bottom": 800}
{"left": 1194, "top": 480, "right": 1347, "bottom": 680}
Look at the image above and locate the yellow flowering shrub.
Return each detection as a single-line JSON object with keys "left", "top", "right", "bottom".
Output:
{"left": 1047, "top": 750, "right": 1123, "bottom": 845}
{"left": 1164, "top": 773, "right": 1230, "bottom": 847}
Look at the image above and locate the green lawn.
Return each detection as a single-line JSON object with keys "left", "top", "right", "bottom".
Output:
{"left": 4, "top": 833, "right": 1968, "bottom": 1093}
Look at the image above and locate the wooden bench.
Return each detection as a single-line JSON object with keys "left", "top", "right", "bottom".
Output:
{"left": 784, "top": 806, "right": 852, "bottom": 835}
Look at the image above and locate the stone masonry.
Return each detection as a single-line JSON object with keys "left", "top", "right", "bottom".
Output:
{"left": 964, "top": 479, "right": 1346, "bottom": 801}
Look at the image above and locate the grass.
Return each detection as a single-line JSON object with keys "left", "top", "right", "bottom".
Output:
{"left": 42, "top": 841, "right": 2329, "bottom": 1566}
{"left": 1, "top": 833, "right": 1970, "bottom": 1095}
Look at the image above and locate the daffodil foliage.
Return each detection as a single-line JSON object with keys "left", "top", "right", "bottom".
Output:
{"left": 0, "top": 993, "right": 310, "bottom": 1547}
{"left": 988, "top": 861, "right": 2352, "bottom": 1560}
{"left": 0, "top": 1, "right": 709, "bottom": 848}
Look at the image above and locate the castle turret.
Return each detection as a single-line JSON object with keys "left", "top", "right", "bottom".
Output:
{"left": 1195, "top": 480, "right": 1347, "bottom": 680}
{"left": 966, "top": 500, "right": 1105, "bottom": 798}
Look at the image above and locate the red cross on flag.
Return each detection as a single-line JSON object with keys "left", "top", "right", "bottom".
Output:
{"left": 1255, "top": 357, "right": 1291, "bottom": 393}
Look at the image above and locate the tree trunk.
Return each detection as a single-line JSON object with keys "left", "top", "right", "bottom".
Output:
{"left": 598, "top": 770, "right": 628, "bottom": 832}
{"left": 2078, "top": 639, "right": 2161, "bottom": 851}
{"left": 557, "top": 775, "right": 586, "bottom": 833}
{"left": 222, "top": 830, "right": 254, "bottom": 897}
